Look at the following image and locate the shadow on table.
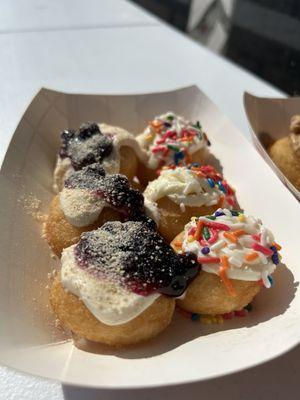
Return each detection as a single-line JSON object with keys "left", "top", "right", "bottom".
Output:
{"left": 74, "top": 264, "right": 297, "bottom": 359}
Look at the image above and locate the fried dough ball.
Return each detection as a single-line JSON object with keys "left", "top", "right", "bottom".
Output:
{"left": 171, "top": 232, "right": 261, "bottom": 315}
{"left": 50, "top": 276, "right": 175, "bottom": 346}
{"left": 269, "top": 136, "right": 300, "bottom": 190}
{"left": 156, "top": 197, "right": 220, "bottom": 243}
{"left": 177, "top": 270, "right": 260, "bottom": 315}
{"left": 43, "top": 195, "right": 121, "bottom": 256}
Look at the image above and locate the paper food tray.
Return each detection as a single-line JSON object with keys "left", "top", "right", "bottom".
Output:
{"left": 0, "top": 86, "right": 299, "bottom": 389}
{"left": 244, "top": 92, "right": 300, "bottom": 201}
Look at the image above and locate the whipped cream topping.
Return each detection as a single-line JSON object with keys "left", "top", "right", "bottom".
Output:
{"left": 53, "top": 122, "right": 146, "bottom": 193}
{"left": 53, "top": 157, "right": 73, "bottom": 193}
{"left": 60, "top": 188, "right": 105, "bottom": 227}
{"left": 143, "top": 166, "right": 235, "bottom": 223}
{"left": 137, "top": 112, "right": 210, "bottom": 169}
{"left": 61, "top": 245, "right": 160, "bottom": 326}
{"left": 58, "top": 163, "right": 146, "bottom": 227}
{"left": 181, "top": 209, "right": 281, "bottom": 288}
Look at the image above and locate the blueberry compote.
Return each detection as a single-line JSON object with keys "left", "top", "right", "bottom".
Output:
{"left": 59, "top": 122, "right": 113, "bottom": 170}
{"left": 65, "top": 163, "right": 150, "bottom": 223}
{"left": 74, "top": 221, "right": 199, "bottom": 297}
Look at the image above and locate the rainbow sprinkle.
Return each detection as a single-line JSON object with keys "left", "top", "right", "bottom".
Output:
{"left": 177, "top": 303, "right": 253, "bottom": 324}
{"left": 147, "top": 113, "right": 210, "bottom": 168}
{"left": 182, "top": 210, "right": 282, "bottom": 296}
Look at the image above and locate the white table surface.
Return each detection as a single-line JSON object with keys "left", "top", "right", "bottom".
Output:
{"left": 0, "top": 0, "right": 159, "bottom": 33}
{"left": 0, "top": 1, "right": 298, "bottom": 399}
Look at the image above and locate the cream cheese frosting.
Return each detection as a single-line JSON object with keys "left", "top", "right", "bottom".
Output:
{"left": 61, "top": 245, "right": 160, "bottom": 326}
{"left": 137, "top": 112, "right": 210, "bottom": 169}
{"left": 53, "top": 122, "right": 146, "bottom": 193}
{"left": 181, "top": 208, "right": 281, "bottom": 288}
{"left": 143, "top": 166, "right": 235, "bottom": 223}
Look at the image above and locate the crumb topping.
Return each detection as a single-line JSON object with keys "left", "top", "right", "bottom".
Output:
{"left": 63, "top": 164, "right": 149, "bottom": 222}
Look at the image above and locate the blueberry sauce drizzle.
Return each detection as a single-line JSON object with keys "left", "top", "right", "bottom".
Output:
{"left": 59, "top": 122, "right": 113, "bottom": 170}
{"left": 75, "top": 221, "right": 200, "bottom": 297}
{"left": 65, "top": 163, "right": 153, "bottom": 225}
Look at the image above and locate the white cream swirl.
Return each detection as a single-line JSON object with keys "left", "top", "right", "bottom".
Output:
{"left": 137, "top": 112, "right": 209, "bottom": 169}
{"left": 61, "top": 245, "right": 160, "bottom": 326}
{"left": 53, "top": 157, "right": 73, "bottom": 193}
{"left": 181, "top": 209, "right": 280, "bottom": 288}
{"left": 143, "top": 167, "right": 233, "bottom": 223}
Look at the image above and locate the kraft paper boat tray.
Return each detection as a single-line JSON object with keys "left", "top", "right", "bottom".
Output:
{"left": 0, "top": 86, "right": 299, "bottom": 389}
{"left": 244, "top": 92, "right": 300, "bottom": 201}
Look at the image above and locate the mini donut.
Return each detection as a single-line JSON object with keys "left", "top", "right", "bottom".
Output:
{"left": 136, "top": 112, "right": 211, "bottom": 186}
{"left": 171, "top": 208, "right": 282, "bottom": 315}
{"left": 50, "top": 275, "right": 175, "bottom": 346}
{"left": 53, "top": 122, "right": 145, "bottom": 192}
{"left": 269, "top": 115, "right": 300, "bottom": 190}
{"left": 144, "top": 165, "right": 236, "bottom": 243}
{"left": 50, "top": 221, "right": 199, "bottom": 346}
{"left": 44, "top": 164, "right": 148, "bottom": 256}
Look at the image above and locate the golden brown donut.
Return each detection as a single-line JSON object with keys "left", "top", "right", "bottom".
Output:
{"left": 269, "top": 136, "right": 300, "bottom": 190}
{"left": 50, "top": 275, "right": 175, "bottom": 346}
{"left": 156, "top": 197, "right": 220, "bottom": 243}
{"left": 143, "top": 165, "right": 235, "bottom": 243}
{"left": 43, "top": 195, "right": 121, "bottom": 256}
{"left": 172, "top": 229, "right": 262, "bottom": 315}
{"left": 177, "top": 270, "right": 260, "bottom": 315}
